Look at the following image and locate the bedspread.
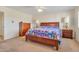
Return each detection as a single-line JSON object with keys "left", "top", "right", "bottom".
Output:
{"left": 26, "top": 26, "right": 61, "bottom": 41}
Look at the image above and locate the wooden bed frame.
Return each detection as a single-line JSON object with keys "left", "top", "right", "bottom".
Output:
{"left": 25, "top": 22, "right": 59, "bottom": 50}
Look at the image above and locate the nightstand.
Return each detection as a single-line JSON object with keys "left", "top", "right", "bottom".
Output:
{"left": 62, "top": 29, "right": 73, "bottom": 39}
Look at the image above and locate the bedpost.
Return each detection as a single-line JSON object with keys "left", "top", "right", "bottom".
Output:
{"left": 25, "top": 35, "right": 27, "bottom": 41}
{"left": 54, "top": 34, "right": 58, "bottom": 50}
{"left": 56, "top": 40, "right": 58, "bottom": 50}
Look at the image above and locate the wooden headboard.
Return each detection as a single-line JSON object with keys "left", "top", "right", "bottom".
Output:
{"left": 40, "top": 22, "right": 59, "bottom": 27}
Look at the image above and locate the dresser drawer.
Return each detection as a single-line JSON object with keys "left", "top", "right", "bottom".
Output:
{"left": 63, "top": 33, "right": 72, "bottom": 36}
{"left": 62, "top": 29, "right": 73, "bottom": 39}
{"left": 62, "top": 30, "right": 72, "bottom": 33}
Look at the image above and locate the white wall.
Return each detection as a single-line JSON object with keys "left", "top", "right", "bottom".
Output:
{"left": 0, "top": 7, "right": 32, "bottom": 40}
{"left": 35, "top": 11, "right": 73, "bottom": 29}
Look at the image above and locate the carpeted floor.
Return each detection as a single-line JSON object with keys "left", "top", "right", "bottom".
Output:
{"left": 0, "top": 37, "right": 79, "bottom": 52}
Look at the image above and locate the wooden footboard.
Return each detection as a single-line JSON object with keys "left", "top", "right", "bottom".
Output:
{"left": 25, "top": 34, "right": 59, "bottom": 50}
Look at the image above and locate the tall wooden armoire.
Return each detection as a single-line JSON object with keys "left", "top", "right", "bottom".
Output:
{"left": 19, "top": 22, "right": 30, "bottom": 36}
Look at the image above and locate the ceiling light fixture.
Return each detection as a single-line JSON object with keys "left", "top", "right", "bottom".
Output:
{"left": 37, "top": 8, "right": 43, "bottom": 12}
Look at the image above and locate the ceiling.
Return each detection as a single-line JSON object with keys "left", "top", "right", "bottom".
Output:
{"left": 7, "top": 6, "right": 76, "bottom": 16}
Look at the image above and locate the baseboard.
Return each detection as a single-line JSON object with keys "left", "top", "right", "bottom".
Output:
{"left": 4, "top": 36, "right": 19, "bottom": 40}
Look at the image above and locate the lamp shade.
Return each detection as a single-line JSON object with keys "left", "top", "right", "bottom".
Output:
{"left": 36, "top": 20, "right": 39, "bottom": 24}
{"left": 36, "top": 20, "right": 40, "bottom": 27}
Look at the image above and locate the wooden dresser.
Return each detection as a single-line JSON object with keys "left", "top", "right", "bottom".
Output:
{"left": 62, "top": 29, "right": 73, "bottom": 39}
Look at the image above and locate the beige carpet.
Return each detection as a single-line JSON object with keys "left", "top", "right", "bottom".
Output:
{"left": 0, "top": 37, "right": 79, "bottom": 52}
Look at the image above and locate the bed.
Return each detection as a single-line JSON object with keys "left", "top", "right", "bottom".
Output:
{"left": 25, "top": 22, "right": 61, "bottom": 50}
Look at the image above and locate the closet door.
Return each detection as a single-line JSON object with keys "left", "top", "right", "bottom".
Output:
{"left": 19, "top": 22, "right": 30, "bottom": 36}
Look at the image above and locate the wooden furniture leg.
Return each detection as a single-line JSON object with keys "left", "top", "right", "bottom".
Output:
{"left": 56, "top": 41, "right": 58, "bottom": 50}
{"left": 25, "top": 36, "right": 27, "bottom": 41}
